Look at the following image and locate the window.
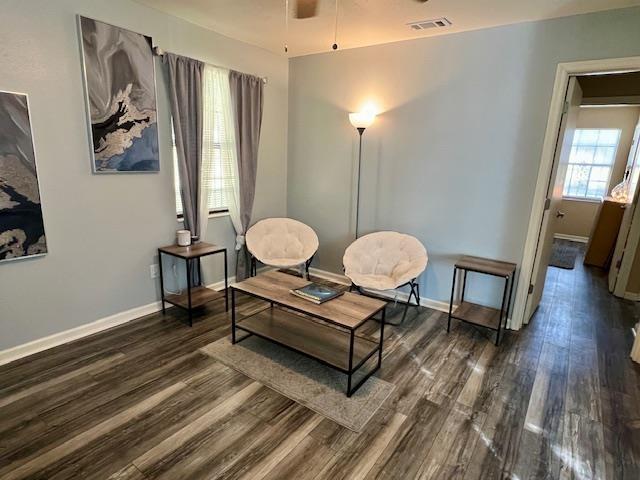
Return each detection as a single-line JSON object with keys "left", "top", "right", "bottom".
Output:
{"left": 173, "top": 66, "right": 235, "bottom": 217}
{"left": 562, "top": 128, "right": 621, "bottom": 200}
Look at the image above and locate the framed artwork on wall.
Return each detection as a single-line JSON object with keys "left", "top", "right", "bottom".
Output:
{"left": 0, "top": 90, "right": 48, "bottom": 263}
{"left": 78, "top": 16, "right": 160, "bottom": 173}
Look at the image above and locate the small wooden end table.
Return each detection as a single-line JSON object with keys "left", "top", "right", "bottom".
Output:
{"left": 158, "top": 242, "right": 228, "bottom": 326}
{"left": 447, "top": 255, "right": 516, "bottom": 345}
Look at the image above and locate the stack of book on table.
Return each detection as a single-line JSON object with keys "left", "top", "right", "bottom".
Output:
{"left": 290, "top": 283, "right": 344, "bottom": 304}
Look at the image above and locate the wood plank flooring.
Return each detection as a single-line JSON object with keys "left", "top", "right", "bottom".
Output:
{"left": 1, "top": 245, "right": 639, "bottom": 479}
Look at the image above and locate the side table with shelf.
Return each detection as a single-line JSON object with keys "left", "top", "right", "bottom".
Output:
{"left": 158, "top": 242, "right": 228, "bottom": 326}
{"left": 447, "top": 255, "right": 516, "bottom": 345}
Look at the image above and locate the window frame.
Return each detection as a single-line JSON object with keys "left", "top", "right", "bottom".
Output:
{"left": 171, "top": 124, "right": 230, "bottom": 220}
{"left": 562, "top": 128, "right": 621, "bottom": 201}
{"left": 175, "top": 208, "right": 229, "bottom": 222}
{"left": 176, "top": 209, "right": 229, "bottom": 222}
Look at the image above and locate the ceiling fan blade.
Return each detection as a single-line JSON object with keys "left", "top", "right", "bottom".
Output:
{"left": 295, "top": 0, "right": 318, "bottom": 19}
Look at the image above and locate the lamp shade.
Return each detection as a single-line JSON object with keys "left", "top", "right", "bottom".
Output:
{"left": 349, "top": 111, "right": 376, "bottom": 129}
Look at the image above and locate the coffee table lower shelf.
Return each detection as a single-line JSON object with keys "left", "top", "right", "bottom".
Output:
{"left": 236, "top": 308, "right": 378, "bottom": 372}
{"left": 232, "top": 302, "right": 385, "bottom": 397}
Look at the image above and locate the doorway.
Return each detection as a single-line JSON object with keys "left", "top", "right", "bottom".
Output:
{"left": 513, "top": 56, "right": 640, "bottom": 330}
{"left": 526, "top": 72, "right": 640, "bottom": 322}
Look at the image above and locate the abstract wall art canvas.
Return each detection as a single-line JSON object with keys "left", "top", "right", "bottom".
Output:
{"left": 78, "top": 16, "right": 160, "bottom": 173}
{"left": 0, "top": 91, "right": 47, "bottom": 262}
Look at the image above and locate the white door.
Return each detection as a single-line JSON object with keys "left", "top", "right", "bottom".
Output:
{"left": 524, "top": 77, "right": 583, "bottom": 322}
{"left": 626, "top": 121, "right": 640, "bottom": 199}
{"left": 609, "top": 120, "right": 640, "bottom": 293}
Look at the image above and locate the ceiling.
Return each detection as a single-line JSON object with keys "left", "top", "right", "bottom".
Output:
{"left": 135, "top": 0, "right": 640, "bottom": 57}
{"left": 579, "top": 71, "right": 640, "bottom": 100}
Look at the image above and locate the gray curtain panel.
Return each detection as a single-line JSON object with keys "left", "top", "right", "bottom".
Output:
{"left": 164, "top": 53, "right": 204, "bottom": 285}
{"left": 230, "top": 70, "right": 264, "bottom": 280}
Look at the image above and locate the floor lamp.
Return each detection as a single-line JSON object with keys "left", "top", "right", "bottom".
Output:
{"left": 349, "top": 110, "right": 376, "bottom": 238}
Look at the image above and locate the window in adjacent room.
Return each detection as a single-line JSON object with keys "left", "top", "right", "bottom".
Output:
{"left": 173, "top": 68, "right": 234, "bottom": 218}
{"left": 563, "top": 128, "right": 621, "bottom": 200}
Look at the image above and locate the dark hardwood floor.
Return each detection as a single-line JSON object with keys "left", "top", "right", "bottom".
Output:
{"left": 1, "top": 245, "right": 639, "bottom": 479}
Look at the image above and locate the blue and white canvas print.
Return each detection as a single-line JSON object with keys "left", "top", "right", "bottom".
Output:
{"left": 79, "top": 16, "right": 159, "bottom": 173}
{"left": 0, "top": 91, "right": 47, "bottom": 262}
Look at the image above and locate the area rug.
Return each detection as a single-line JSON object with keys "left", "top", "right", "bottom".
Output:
{"left": 200, "top": 335, "right": 395, "bottom": 432}
{"left": 549, "top": 240, "right": 579, "bottom": 269}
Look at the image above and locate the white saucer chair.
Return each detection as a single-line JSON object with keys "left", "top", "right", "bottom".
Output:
{"left": 343, "top": 231, "right": 428, "bottom": 324}
{"left": 246, "top": 218, "right": 319, "bottom": 279}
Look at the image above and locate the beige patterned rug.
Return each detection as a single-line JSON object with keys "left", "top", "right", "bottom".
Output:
{"left": 200, "top": 335, "right": 394, "bottom": 432}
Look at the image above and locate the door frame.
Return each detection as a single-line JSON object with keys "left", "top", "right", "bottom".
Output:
{"left": 613, "top": 176, "right": 640, "bottom": 298}
{"left": 609, "top": 121, "right": 640, "bottom": 294}
{"left": 511, "top": 55, "right": 640, "bottom": 330}
{"left": 523, "top": 77, "right": 582, "bottom": 322}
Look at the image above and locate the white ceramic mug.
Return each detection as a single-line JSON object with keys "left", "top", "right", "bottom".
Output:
{"left": 177, "top": 230, "right": 191, "bottom": 247}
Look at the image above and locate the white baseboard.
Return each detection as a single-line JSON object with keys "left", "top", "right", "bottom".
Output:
{"left": 0, "top": 275, "right": 236, "bottom": 368}
{"left": 554, "top": 233, "right": 589, "bottom": 243}
{"left": 207, "top": 276, "right": 236, "bottom": 291}
{"left": 624, "top": 291, "right": 640, "bottom": 301}
{"left": 309, "top": 267, "right": 451, "bottom": 313}
{"left": 309, "top": 267, "right": 517, "bottom": 327}
{"left": 1, "top": 263, "right": 514, "bottom": 367}
{"left": 308, "top": 267, "right": 351, "bottom": 286}
{"left": 366, "top": 287, "right": 452, "bottom": 313}
{"left": 0, "top": 301, "right": 161, "bottom": 367}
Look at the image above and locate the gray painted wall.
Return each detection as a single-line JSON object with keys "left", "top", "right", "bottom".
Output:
{"left": 287, "top": 7, "right": 640, "bottom": 307}
{"left": 0, "top": 0, "right": 288, "bottom": 350}
{"left": 3, "top": 2, "right": 640, "bottom": 351}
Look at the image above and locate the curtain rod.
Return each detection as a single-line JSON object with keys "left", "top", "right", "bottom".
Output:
{"left": 152, "top": 46, "right": 268, "bottom": 85}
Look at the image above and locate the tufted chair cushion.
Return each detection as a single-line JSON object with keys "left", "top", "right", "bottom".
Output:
{"left": 246, "top": 218, "right": 319, "bottom": 268}
{"left": 343, "top": 231, "right": 428, "bottom": 291}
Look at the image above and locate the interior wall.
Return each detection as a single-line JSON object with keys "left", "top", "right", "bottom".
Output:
{"left": 0, "top": 0, "right": 288, "bottom": 350}
{"left": 287, "top": 6, "right": 640, "bottom": 307}
{"left": 555, "top": 201, "right": 601, "bottom": 239}
{"left": 556, "top": 106, "right": 640, "bottom": 239}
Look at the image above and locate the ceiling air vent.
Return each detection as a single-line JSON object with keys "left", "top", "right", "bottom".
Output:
{"left": 407, "top": 17, "right": 452, "bottom": 31}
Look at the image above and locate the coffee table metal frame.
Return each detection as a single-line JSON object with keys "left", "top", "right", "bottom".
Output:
{"left": 230, "top": 285, "right": 386, "bottom": 397}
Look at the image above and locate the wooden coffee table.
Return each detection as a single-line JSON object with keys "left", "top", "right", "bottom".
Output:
{"left": 230, "top": 271, "right": 387, "bottom": 397}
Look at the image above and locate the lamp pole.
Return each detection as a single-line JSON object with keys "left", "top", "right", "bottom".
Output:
{"left": 349, "top": 109, "right": 375, "bottom": 239}
{"left": 355, "top": 127, "right": 365, "bottom": 238}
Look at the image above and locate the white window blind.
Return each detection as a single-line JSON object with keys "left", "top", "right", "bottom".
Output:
{"left": 173, "top": 67, "right": 234, "bottom": 216}
{"left": 563, "top": 128, "right": 621, "bottom": 200}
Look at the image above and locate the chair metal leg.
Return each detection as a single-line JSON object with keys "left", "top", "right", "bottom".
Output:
{"left": 400, "top": 280, "right": 421, "bottom": 324}
{"left": 409, "top": 281, "right": 418, "bottom": 305}
{"left": 305, "top": 256, "right": 314, "bottom": 280}
{"left": 350, "top": 278, "right": 423, "bottom": 327}
{"left": 250, "top": 256, "right": 257, "bottom": 277}
{"left": 401, "top": 299, "right": 411, "bottom": 323}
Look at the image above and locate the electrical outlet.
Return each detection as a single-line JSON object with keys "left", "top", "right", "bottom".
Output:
{"left": 150, "top": 264, "right": 160, "bottom": 279}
